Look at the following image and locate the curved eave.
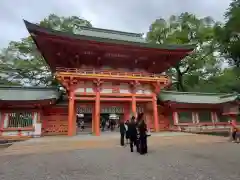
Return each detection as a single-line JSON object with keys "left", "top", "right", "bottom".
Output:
{"left": 0, "top": 98, "right": 58, "bottom": 108}
{"left": 162, "top": 100, "right": 238, "bottom": 107}
{"left": 24, "top": 20, "right": 195, "bottom": 52}
{"left": 0, "top": 98, "right": 57, "bottom": 102}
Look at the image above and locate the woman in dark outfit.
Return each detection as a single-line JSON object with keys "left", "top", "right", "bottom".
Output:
{"left": 119, "top": 120, "right": 126, "bottom": 146}
{"left": 137, "top": 113, "right": 148, "bottom": 155}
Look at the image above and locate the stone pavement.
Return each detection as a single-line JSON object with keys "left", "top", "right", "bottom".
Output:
{"left": 0, "top": 133, "right": 239, "bottom": 180}
{"left": 0, "top": 132, "right": 227, "bottom": 156}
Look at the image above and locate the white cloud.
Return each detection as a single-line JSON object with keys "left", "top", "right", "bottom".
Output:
{"left": 0, "top": 0, "right": 231, "bottom": 48}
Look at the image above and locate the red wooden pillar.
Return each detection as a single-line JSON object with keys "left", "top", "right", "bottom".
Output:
{"left": 152, "top": 95, "right": 159, "bottom": 132}
{"left": 132, "top": 95, "right": 137, "bottom": 117}
{"left": 95, "top": 89, "right": 100, "bottom": 136}
{"left": 68, "top": 91, "right": 75, "bottom": 136}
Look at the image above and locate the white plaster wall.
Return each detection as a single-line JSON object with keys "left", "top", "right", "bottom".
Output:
{"left": 2, "top": 131, "right": 19, "bottom": 136}
{"left": 136, "top": 84, "right": 143, "bottom": 94}
{"left": 101, "top": 82, "right": 113, "bottom": 93}
{"left": 75, "top": 88, "right": 84, "bottom": 93}
{"left": 177, "top": 124, "right": 231, "bottom": 132}
{"left": 136, "top": 84, "right": 153, "bottom": 95}
{"left": 3, "top": 113, "right": 8, "bottom": 128}
{"left": 84, "top": 81, "right": 94, "bottom": 93}
{"left": 2, "top": 130, "right": 35, "bottom": 136}
{"left": 21, "top": 131, "right": 34, "bottom": 136}
{"left": 86, "top": 88, "right": 94, "bottom": 93}
{"left": 33, "top": 112, "right": 41, "bottom": 137}
{"left": 143, "top": 85, "right": 152, "bottom": 95}
{"left": 119, "top": 83, "right": 130, "bottom": 94}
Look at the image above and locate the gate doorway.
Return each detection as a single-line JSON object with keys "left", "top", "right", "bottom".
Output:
{"left": 76, "top": 113, "right": 92, "bottom": 134}
{"left": 100, "top": 113, "right": 123, "bottom": 132}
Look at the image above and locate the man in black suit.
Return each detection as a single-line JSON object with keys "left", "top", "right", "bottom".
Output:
{"left": 119, "top": 120, "right": 126, "bottom": 146}
{"left": 128, "top": 116, "right": 138, "bottom": 152}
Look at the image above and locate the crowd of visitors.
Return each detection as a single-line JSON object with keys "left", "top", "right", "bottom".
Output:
{"left": 119, "top": 113, "right": 150, "bottom": 155}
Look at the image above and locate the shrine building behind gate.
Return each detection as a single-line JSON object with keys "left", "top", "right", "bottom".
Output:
{"left": 1, "top": 20, "right": 196, "bottom": 137}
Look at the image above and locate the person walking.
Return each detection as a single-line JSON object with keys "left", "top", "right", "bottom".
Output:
{"left": 119, "top": 120, "right": 126, "bottom": 146}
{"left": 128, "top": 116, "right": 138, "bottom": 152}
{"left": 101, "top": 117, "right": 106, "bottom": 132}
{"left": 125, "top": 120, "right": 130, "bottom": 144}
{"left": 137, "top": 113, "right": 148, "bottom": 155}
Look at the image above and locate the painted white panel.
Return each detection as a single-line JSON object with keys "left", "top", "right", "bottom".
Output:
{"left": 136, "top": 90, "right": 144, "bottom": 94}
{"left": 101, "top": 82, "right": 112, "bottom": 93}
{"left": 101, "top": 89, "right": 113, "bottom": 93}
{"left": 144, "top": 90, "right": 152, "bottom": 94}
{"left": 120, "top": 89, "right": 130, "bottom": 93}
{"left": 174, "top": 112, "right": 179, "bottom": 124}
{"left": 2, "top": 131, "right": 18, "bottom": 136}
{"left": 33, "top": 112, "right": 38, "bottom": 125}
{"left": 136, "top": 84, "right": 143, "bottom": 94}
{"left": 75, "top": 88, "right": 85, "bottom": 93}
{"left": 4, "top": 114, "right": 8, "bottom": 128}
{"left": 119, "top": 83, "right": 130, "bottom": 94}
{"left": 86, "top": 88, "right": 94, "bottom": 93}
{"left": 33, "top": 123, "right": 42, "bottom": 137}
{"left": 143, "top": 84, "right": 152, "bottom": 95}
{"left": 22, "top": 131, "right": 33, "bottom": 136}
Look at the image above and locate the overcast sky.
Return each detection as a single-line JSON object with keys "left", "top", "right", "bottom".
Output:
{"left": 0, "top": 0, "right": 231, "bottom": 48}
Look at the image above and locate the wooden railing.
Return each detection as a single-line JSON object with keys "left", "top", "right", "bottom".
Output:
{"left": 56, "top": 67, "right": 169, "bottom": 81}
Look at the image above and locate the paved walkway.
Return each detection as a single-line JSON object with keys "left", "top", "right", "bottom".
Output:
{"left": 0, "top": 134, "right": 238, "bottom": 180}
{"left": 0, "top": 132, "right": 228, "bottom": 156}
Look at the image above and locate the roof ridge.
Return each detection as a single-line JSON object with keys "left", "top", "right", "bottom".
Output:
{"left": 219, "top": 93, "right": 239, "bottom": 98}
{"left": 24, "top": 20, "right": 196, "bottom": 51}
{"left": 78, "top": 26, "right": 143, "bottom": 38}
{"left": 0, "top": 86, "right": 58, "bottom": 90}
{"left": 161, "top": 90, "right": 227, "bottom": 96}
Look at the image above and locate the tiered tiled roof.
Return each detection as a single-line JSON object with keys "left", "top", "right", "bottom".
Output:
{"left": 159, "top": 91, "right": 240, "bottom": 104}
{"left": 0, "top": 86, "right": 60, "bottom": 101}
{"left": 0, "top": 86, "right": 238, "bottom": 104}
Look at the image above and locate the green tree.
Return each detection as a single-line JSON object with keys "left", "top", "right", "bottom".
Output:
{"left": 147, "top": 13, "right": 220, "bottom": 91}
{"left": 0, "top": 14, "right": 92, "bottom": 86}
{"left": 214, "top": 0, "right": 240, "bottom": 92}
{"left": 215, "top": 0, "right": 240, "bottom": 68}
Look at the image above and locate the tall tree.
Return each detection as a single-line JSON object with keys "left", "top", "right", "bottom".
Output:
{"left": 147, "top": 13, "right": 220, "bottom": 91}
{"left": 0, "top": 14, "right": 92, "bottom": 86}
{"left": 215, "top": 0, "right": 240, "bottom": 68}
{"left": 213, "top": 0, "right": 240, "bottom": 93}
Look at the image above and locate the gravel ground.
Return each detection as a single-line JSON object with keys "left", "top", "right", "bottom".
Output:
{"left": 0, "top": 139, "right": 240, "bottom": 180}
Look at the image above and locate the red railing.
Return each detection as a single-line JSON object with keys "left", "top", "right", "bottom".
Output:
{"left": 55, "top": 67, "right": 169, "bottom": 80}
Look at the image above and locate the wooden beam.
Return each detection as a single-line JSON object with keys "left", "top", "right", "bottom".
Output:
{"left": 74, "top": 97, "right": 95, "bottom": 101}
{"left": 136, "top": 98, "right": 152, "bottom": 102}
{"left": 100, "top": 98, "right": 132, "bottom": 101}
